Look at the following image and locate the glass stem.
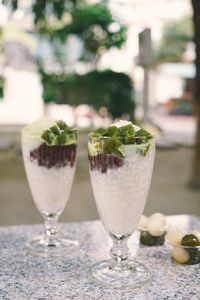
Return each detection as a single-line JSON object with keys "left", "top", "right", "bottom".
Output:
{"left": 44, "top": 214, "right": 59, "bottom": 244}
{"left": 110, "top": 236, "right": 130, "bottom": 269}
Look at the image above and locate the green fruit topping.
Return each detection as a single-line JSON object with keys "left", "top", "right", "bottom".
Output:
{"left": 181, "top": 234, "right": 200, "bottom": 247}
{"left": 56, "top": 133, "right": 67, "bottom": 145}
{"left": 57, "top": 120, "right": 68, "bottom": 131}
{"left": 136, "top": 128, "right": 152, "bottom": 143}
{"left": 103, "top": 136, "right": 125, "bottom": 158}
{"left": 41, "top": 130, "right": 54, "bottom": 145}
{"left": 50, "top": 125, "right": 60, "bottom": 135}
{"left": 41, "top": 120, "right": 76, "bottom": 146}
{"left": 90, "top": 122, "right": 153, "bottom": 158}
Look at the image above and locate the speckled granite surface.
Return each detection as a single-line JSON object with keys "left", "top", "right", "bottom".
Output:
{"left": 0, "top": 215, "right": 199, "bottom": 300}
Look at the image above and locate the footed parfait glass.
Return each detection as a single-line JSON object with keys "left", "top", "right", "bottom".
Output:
{"left": 88, "top": 134, "right": 155, "bottom": 288}
{"left": 22, "top": 122, "right": 78, "bottom": 256}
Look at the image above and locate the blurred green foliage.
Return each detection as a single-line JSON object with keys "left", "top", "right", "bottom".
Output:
{"left": 32, "top": 0, "right": 127, "bottom": 63}
{"left": 4, "top": 0, "right": 127, "bottom": 63}
{"left": 4, "top": 0, "right": 135, "bottom": 119}
{"left": 156, "top": 17, "right": 193, "bottom": 63}
{"left": 39, "top": 68, "right": 135, "bottom": 119}
{"left": 0, "top": 76, "right": 4, "bottom": 98}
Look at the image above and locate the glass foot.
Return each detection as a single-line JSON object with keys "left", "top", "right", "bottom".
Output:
{"left": 26, "top": 233, "right": 79, "bottom": 257}
{"left": 88, "top": 259, "right": 151, "bottom": 289}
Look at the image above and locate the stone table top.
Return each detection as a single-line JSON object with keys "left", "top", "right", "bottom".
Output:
{"left": 0, "top": 215, "right": 199, "bottom": 300}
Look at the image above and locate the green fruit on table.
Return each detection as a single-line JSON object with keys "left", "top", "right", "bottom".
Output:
{"left": 181, "top": 234, "right": 200, "bottom": 247}
{"left": 140, "top": 230, "right": 165, "bottom": 246}
{"left": 178, "top": 234, "right": 200, "bottom": 265}
{"left": 187, "top": 248, "right": 200, "bottom": 265}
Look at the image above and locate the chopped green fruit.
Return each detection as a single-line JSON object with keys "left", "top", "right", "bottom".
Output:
{"left": 41, "top": 120, "right": 76, "bottom": 146}
{"left": 50, "top": 125, "right": 60, "bottom": 135}
{"left": 136, "top": 143, "right": 150, "bottom": 156}
{"left": 41, "top": 130, "right": 54, "bottom": 145}
{"left": 93, "top": 128, "right": 106, "bottom": 136}
{"left": 119, "top": 124, "right": 135, "bottom": 137}
{"left": 181, "top": 234, "right": 200, "bottom": 247}
{"left": 136, "top": 128, "right": 152, "bottom": 139}
{"left": 117, "top": 144, "right": 126, "bottom": 158}
{"left": 90, "top": 121, "right": 153, "bottom": 158}
{"left": 57, "top": 120, "right": 68, "bottom": 131}
{"left": 104, "top": 126, "right": 118, "bottom": 137}
{"left": 103, "top": 137, "right": 125, "bottom": 158}
{"left": 57, "top": 133, "right": 67, "bottom": 145}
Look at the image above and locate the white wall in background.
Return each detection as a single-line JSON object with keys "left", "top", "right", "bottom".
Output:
{"left": 0, "top": 67, "right": 44, "bottom": 124}
{"left": 46, "top": 104, "right": 75, "bottom": 126}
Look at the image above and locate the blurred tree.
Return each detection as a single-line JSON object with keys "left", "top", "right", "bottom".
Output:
{"left": 190, "top": 0, "right": 200, "bottom": 188}
{"left": 31, "top": 0, "right": 127, "bottom": 67}
{"left": 0, "top": 76, "right": 4, "bottom": 98}
{"left": 155, "top": 17, "right": 193, "bottom": 64}
{"left": 0, "top": 27, "right": 4, "bottom": 98}
{"left": 4, "top": 0, "right": 127, "bottom": 65}
{"left": 5, "top": 0, "right": 134, "bottom": 119}
{"left": 40, "top": 68, "right": 134, "bottom": 119}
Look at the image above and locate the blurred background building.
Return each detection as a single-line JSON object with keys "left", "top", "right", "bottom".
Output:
{"left": 0, "top": 0, "right": 200, "bottom": 226}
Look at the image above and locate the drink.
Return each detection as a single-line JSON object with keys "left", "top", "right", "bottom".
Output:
{"left": 22, "top": 121, "right": 76, "bottom": 215}
{"left": 22, "top": 119, "right": 78, "bottom": 256}
{"left": 88, "top": 121, "right": 155, "bottom": 288}
{"left": 89, "top": 145, "right": 154, "bottom": 236}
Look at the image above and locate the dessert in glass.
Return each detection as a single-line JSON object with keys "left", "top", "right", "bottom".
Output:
{"left": 88, "top": 120, "right": 155, "bottom": 288}
{"left": 22, "top": 118, "right": 78, "bottom": 256}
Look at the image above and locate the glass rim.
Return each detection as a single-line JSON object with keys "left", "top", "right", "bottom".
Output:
{"left": 88, "top": 132, "right": 154, "bottom": 143}
{"left": 22, "top": 125, "right": 77, "bottom": 138}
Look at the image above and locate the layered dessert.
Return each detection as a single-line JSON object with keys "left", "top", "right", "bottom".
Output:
{"left": 22, "top": 119, "right": 77, "bottom": 216}
{"left": 88, "top": 121, "right": 155, "bottom": 236}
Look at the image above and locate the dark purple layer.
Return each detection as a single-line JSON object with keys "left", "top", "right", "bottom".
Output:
{"left": 88, "top": 153, "right": 124, "bottom": 174}
{"left": 30, "top": 143, "right": 77, "bottom": 168}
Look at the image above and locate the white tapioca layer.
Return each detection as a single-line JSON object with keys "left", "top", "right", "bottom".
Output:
{"left": 90, "top": 142, "right": 155, "bottom": 236}
{"left": 23, "top": 150, "right": 76, "bottom": 214}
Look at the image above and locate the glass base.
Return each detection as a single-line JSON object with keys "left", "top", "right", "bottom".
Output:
{"left": 88, "top": 259, "right": 151, "bottom": 289}
{"left": 26, "top": 233, "right": 79, "bottom": 257}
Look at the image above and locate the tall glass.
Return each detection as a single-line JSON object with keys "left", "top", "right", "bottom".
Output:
{"left": 22, "top": 121, "right": 78, "bottom": 256}
{"left": 88, "top": 134, "right": 155, "bottom": 288}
